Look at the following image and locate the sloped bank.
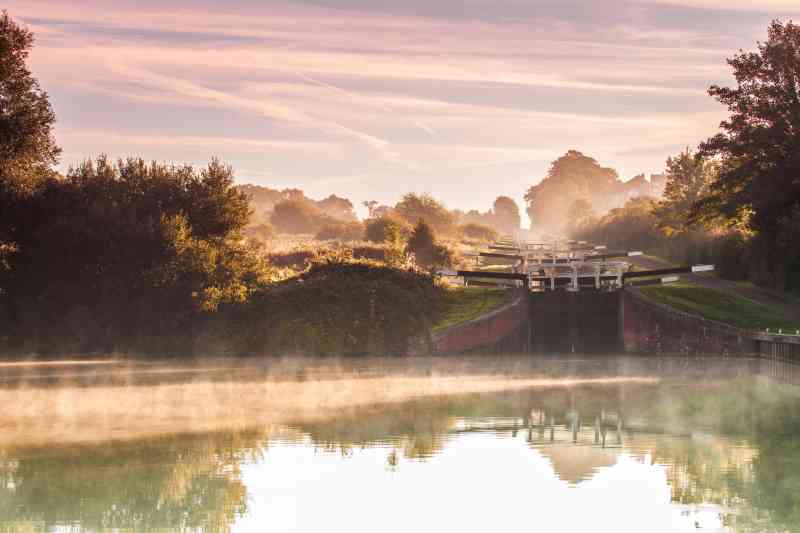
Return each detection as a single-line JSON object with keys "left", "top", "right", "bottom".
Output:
{"left": 622, "top": 286, "right": 800, "bottom": 358}
{"left": 424, "top": 290, "right": 530, "bottom": 354}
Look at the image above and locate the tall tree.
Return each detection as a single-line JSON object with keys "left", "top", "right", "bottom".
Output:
{"left": 696, "top": 20, "right": 800, "bottom": 289}
{"left": 525, "top": 150, "right": 619, "bottom": 232}
{"left": 0, "top": 11, "right": 60, "bottom": 192}
{"left": 655, "top": 149, "right": 717, "bottom": 235}
{"left": 492, "top": 196, "right": 521, "bottom": 235}
{"left": 394, "top": 193, "right": 456, "bottom": 235}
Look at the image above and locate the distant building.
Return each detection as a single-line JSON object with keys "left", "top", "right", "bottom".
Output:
{"left": 650, "top": 173, "right": 666, "bottom": 198}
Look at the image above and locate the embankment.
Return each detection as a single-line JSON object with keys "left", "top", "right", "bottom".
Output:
{"left": 428, "top": 290, "right": 530, "bottom": 354}
{"left": 622, "top": 287, "right": 800, "bottom": 358}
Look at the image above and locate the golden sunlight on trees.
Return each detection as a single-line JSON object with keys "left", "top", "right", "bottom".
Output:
{"left": 0, "top": 11, "right": 60, "bottom": 194}
{"left": 407, "top": 221, "right": 455, "bottom": 270}
{"left": 525, "top": 150, "right": 620, "bottom": 233}
{"left": 697, "top": 20, "right": 800, "bottom": 290}
{"left": 654, "top": 149, "right": 717, "bottom": 236}
{"left": 394, "top": 193, "right": 457, "bottom": 236}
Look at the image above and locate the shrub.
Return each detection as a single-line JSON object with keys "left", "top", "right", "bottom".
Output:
{"left": 364, "top": 216, "right": 411, "bottom": 243}
{"left": 460, "top": 223, "right": 498, "bottom": 242}
{"left": 235, "top": 261, "right": 444, "bottom": 355}
{"left": 407, "top": 221, "right": 454, "bottom": 269}
{"left": 315, "top": 221, "right": 364, "bottom": 241}
{"left": 270, "top": 200, "right": 334, "bottom": 235}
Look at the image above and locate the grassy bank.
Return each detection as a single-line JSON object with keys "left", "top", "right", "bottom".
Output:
{"left": 639, "top": 282, "right": 800, "bottom": 332}
{"left": 433, "top": 287, "right": 512, "bottom": 333}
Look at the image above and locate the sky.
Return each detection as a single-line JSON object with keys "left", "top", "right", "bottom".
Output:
{"left": 9, "top": 1, "right": 800, "bottom": 222}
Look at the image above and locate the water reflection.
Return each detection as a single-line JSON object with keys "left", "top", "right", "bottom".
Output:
{"left": 1, "top": 357, "right": 800, "bottom": 532}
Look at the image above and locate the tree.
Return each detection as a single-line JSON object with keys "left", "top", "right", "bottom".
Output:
{"left": 0, "top": 11, "right": 60, "bottom": 192}
{"left": 315, "top": 220, "right": 364, "bottom": 241}
{"left": 525, "top": 150, "right": 620, "bottom": 232}
{"left": 364, "top": 216, "right": 411, "bottom": 243}
{"left": 317, "top": 194, "right": 357, "bottom": 222}
{"left": 566, "top": 198, "right": 596, "bottom": 237}
{"left": 270, "top": 200, "right": 329, "bottom": 234}
{"left": 696, "top": 20, "right": 800, "bottom": 289}
{"left": 407, "top": 221, "right": 453, "bottom": 269}
{"left": 0, "top": 156, "right": 270, "bottom": 353}
{"left": 575, "top": 197, "right": 659, "bottom": 252}
{"left": 394, "top": 193, "right": 456, "bottom": 235}
{"left": 460, "top": 222, "right": 498, "bottom": 242}
{"left": 492, "top": 196, "right": 521, "bottom": 235}
{"left": 654, "top": 149, "right": 716, "bottom": 235}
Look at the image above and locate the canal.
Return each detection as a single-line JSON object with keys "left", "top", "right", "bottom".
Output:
{"left": 1, "top": 355, "right": 799, "bottom": 532}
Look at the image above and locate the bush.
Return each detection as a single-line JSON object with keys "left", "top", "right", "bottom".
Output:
{"left": 270, "top": 200, "right": 334, "bottom": 235}
{"left": 0, "top": 157, "right": 271, "bottom": 355}
{"left": 235, "top": 261, "right": 444, "bottom": 355}
{"left": 460, "top": 223, "right": 498, "bottom": 242}
{"left": 267, "top": 243, "right": 387, "bottom": 270}
{"left": 315, "top": 221, "right": 364, "bottom": 241}
{"left": 364, "top": 216, "right": 411, "bottom": 243}
{"left": 407, "top": 221, "right": 455, "bottom": 269}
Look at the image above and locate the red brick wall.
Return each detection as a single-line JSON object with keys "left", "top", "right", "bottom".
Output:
{"left": 433, "top": 292, "right": 530, "bottom": 354}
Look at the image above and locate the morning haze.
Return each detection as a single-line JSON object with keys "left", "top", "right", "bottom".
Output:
{"left": 3, "top": 2, "right": 800, "bottom": 532}
{"left": 10, "top": 0, "right": 798, "bottom": 219}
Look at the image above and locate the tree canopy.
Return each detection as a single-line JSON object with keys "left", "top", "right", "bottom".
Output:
{"left": 525, "top": 150, "right": 620, "bottom": 232}
{"left": 696, "top": 20, "right": 800, "bottom": 289}
{"left": 0, "top": 11, "right": 60, "bottom": 192}
{"left": 394, "top": 193, "right": 457, "bottom": 236}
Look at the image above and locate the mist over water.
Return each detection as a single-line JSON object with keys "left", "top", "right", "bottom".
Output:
{"left": 0, "top": 355, "right": 798, "bottom": 532}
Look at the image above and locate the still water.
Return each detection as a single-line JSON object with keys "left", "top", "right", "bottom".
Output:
{"left": 1, "top": 356, "right": 800, "bottom": 532}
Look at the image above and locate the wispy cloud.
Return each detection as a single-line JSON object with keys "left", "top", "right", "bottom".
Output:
{"left": 6, "top": 0, "right": 791, "bottom": 220}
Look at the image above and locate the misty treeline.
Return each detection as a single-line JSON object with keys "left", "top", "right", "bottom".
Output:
{"left": 242, "top": 182, "right": 519, "bottom": 246}
{"left": 530, "top": 20, "right": 800, "bottom": 292}
{"left": 0, "top": 12, "right": 450, "bottom": 356}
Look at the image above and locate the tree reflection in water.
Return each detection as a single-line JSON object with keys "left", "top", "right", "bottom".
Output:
{"left": 0, "top": 430, "right": 267, "bottom": 532}
{"left": 2, "top": 363, "right": 800, "bottom": 532}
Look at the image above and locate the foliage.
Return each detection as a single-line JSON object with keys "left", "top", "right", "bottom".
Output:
{"left": 315, "top": 220, "right": 364, "bottom": 241}
{"left": 491, "top": 196, "right": 522, "bottom": 235}
{"left": 382, "top": 220, "right": 409, "bottom": 268}
{"left": 639, "top": 282, "right": 800, "bottom": 331}
{"left": 0, "top": 431, "right": 262, "bottom": 531}
{"left": 460, "top": 222, "right": 498, "bottom": 242}
{"left": 0, "top": 156, "right": 272, "bottom": 354}
{"left": 235, "top": 260, "right": 444, "bottom": 356}
{"left": 394, "top": 193, "right": 457, "bottom": 236}
{"left": 270, "top": 199, "right": 334, "bottom": 235}
{"left": 407, "top": 221, "right": 455, "bottom": 269}
{"left": 316, "top": 194, "right": 357, "bottom": 221}
{"left": 266, "top": 242, "right": 387, "bottom": 270}
{"left": 364, "top": 215, "right": 412, "bottom": 243}
{"left": 696, "top": 20, "right": 800, "bottom": 290}
{"left": 242, "top": 221, "right": 275, "bottom": 246}
{"left": 574, "top": 197, "right": 660, "bottom": 251}
{"left": 362, "top": 200, "right": 392, "bottom": 219}
{"left": 0, "top": 11, "right": 60, "bottom": 193}
{"left": 457, "top": 196, "right": 522, "bottom": 235}
{"left": 565, "top": 198, "right": 596, "bottom": 237}
{"left": 525, "top": 150, "right": 620, "bottom": 232}
{"left": 654, "top": 149, "right": 717, "bottom": 235}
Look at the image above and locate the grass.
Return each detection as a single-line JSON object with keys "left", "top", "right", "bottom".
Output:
{"left": 433, "top": 287, "right": 512, "bottom": 333}
{"left": 639, "top": 282, "right": 800, "bottom": 332}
